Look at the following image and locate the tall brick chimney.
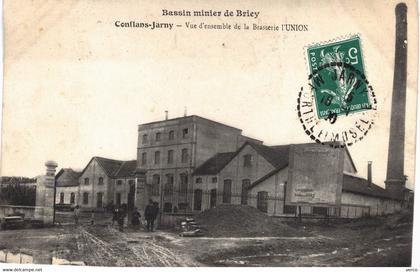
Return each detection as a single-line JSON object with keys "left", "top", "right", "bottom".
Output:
{"left": 384, "top": 3, "right": 407, "bottom": 198}
{"left": 367, "top": 161, "right": 372, "bottom": 188}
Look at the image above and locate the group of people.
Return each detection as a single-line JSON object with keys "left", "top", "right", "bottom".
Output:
{"left": 111, "top": 200, "right": 159, "bottom": 232}
{"left": 73, "top": 199, "right": 160, "bottom": 232}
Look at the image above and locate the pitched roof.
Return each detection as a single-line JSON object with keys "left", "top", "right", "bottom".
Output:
{"left": 79, "top": 157, "right": 137, "bottom": 179}
{"left": 114, "top": 160, "right": 137, "bottom": 178}
{"left": 248, "top": 142, "right": 359, "bottom": 190}
{"left": 56, "top": 168, "right": 81, "bottom": 187}
{"left": 342, "top": 173, "right": 400, "bottom": 200}
{"left": 95, "top": 157, "right": 125, "bottom": 177}
{"left": 193, "top": 152, "right": 236, "bottom": 175}
{"left": 248, "top": 167, "right": 284, "bottom": 189}
{"left": 249, "top": 142, "right": 290, "bottom": 169}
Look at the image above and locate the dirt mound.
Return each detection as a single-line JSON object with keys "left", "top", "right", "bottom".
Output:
{"left": 194, "top": 205, "right": 298, "bottom": 237}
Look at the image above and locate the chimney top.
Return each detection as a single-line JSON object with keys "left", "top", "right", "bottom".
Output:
{"left": 165, "top": 110, "right": 168, "bottom": 120}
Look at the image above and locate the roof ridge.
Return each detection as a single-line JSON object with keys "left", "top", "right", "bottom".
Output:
{"left": 94, "top": 156, "right": 124, "bottom": 163}
{"left": 95, "top": 157, "right": 123, "bottom": 177}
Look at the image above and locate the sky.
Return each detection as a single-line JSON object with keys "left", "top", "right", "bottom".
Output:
{"left": 1, "top": 0, "right": 418, "bottom": 190}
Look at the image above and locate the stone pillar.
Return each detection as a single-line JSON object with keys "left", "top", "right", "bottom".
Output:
{"left": 35, "top": 161, "right": 58, "bottom": 225}
{"left": 134, "top": 167, "right": 148, "bottom": 217}
{"left": 385, "top": 3, "right": 407, "bottom": 199}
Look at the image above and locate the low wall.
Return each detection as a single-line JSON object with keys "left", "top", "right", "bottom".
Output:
{"left": 0, "top": 205, "right": 36, "bottom": 219}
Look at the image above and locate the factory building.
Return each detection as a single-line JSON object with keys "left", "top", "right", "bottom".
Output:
{"left": 191, "top": 141, "right": 405, "bottom": 218}
{"left": 55, "top": 158, "right": 137, "bottom": 211}
{"left": 136, "top": 115, "right": 261, "bottom": 213}
{"left": 55, "top": 115, "right": 411, "bottom": 220}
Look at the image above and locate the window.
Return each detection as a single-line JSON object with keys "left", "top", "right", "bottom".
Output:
{"left": 84, "top": 178, "right": 89, "bottom": 185}
{"left": 195, "top": 178, "right": 202, "bottom": 184}
{"left": 117, "top": 180, "right": 122, "bottom": 186}
{"left": 212, "top": 177, "right": 217, "bottom": 183}
{"left": 154, "top": 151, "right": 160, "bottom": 164}
{"left": 70, "top": 193, "right": 75, "bottom": 204}
{"left": 152, "top": 174, "right": 160, "bottom": 196}
{"left": 83, "top": 192, "right": 89, "bottom": 205}
{"left": 59, "top": 192, "right": 64, "bottom": 204}
{"left": 142, "top": 134, "right": 148, "bottom": 144}
{"left": 241, "top": 179, "right": 251, "bottom": 205}
{"left": 284, "top": 205, "right": 297, "bottom": 214}
{"left": 167, "top": 150, "right": 174, "bottom": 164}
{"left": 223, "top": 179, "right": 232, "bottom": 204}
{"left": 194, "top": 189, "right": 203, "bottom": 211}
{"left": 178, "top": 202, "right": 189, "bottom": 211}
{"left": 98, "top": 177, "right": 104, "bottom": 185}
{"left": 182, "top": 128, "right": 189, "bottom": 138}
{"left": 179, "top": 174, "right": 188, "bottom": 196}
{"left": 163, "top": 202, "right": 173, "bottom": 213}
{"left": 155, "top": 132, "right": 161, "bottom": 142}
{"left": 141, "top": 152, "right": 147, "bottom": 165}
{"left": 116, "top": 193, "right": 121, "bottom": 206}
{"left": 97, "top": 192, "right": 103, "bottom": 208}
{"left": 257, "top": 191, "right": 268, "bottom": 213}
{"left": 243, "top": 154, "right": 253, "bottom": 167}
{"left": 169, "top": 130, "right": 175, "bottom": 140}
{"left": 181, "top": 148, "right": 188, "bottom": 163}
{"left": 164, "top": 174, "right": 174, "bottom": 196}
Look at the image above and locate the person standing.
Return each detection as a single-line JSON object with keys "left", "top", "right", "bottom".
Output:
{"left": 117, "top": 207, "right": 126, "bottom": 232}
{"left": 131, "top": 207, "right": 141, "bottom": 230}
{"left": 112, "top": 207, "right": 119, "bottom": 226}
{"left": 73, "top": 205, "right": 80, "bottom": 225}
{"left": 145, "top": 199, "right": 155, "bottom": 232}
{"left": 152, "top": 201, "right": 160, "bottom": 231}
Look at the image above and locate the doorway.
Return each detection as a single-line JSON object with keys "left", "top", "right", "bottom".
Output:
{"left": 210, "top": 189, "right": 217, "bottom": 208}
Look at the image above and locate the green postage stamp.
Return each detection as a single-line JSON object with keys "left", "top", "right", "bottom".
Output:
{"left": 307, "top": 36, "right": 372, "bottom": 119}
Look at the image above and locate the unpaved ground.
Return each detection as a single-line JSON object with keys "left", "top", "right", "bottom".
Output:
{"left": 0, "top": 212, "right": 413, "bottom": 267}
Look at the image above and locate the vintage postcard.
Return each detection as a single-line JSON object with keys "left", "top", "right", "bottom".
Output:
{"left": 0, "top": 0, "right": 418, "bottom": 270}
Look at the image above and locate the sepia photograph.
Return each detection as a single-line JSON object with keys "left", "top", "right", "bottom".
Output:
{"left": 0, "top": 0, "right": 418, "bottom": 270}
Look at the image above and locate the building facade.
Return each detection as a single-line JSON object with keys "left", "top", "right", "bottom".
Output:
{"left": 54, "top": 115, "right": 409, "bottom": 221}
{"left": 136, "top": 115, "right": 261, "bottom": 213}
{"left": 55, "top": 158, "right": 136, "bottom": 211}
{"left": 191, "top": 141, "right": 405, "bottom": 218}
{"left": 55, "top": 168, "right": 80, "bottom": 206}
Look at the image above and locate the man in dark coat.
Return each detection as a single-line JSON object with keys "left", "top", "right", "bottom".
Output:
{"left": 145, "top": 199, "right": 156, "bottom": 232}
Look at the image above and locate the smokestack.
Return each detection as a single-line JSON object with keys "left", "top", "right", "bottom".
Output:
{"left": 165, "top": 110, "right": 168, "bottom": 120}
{"left": 385, "top": 3, "right": 407, "bottom": 198}
{"left": 184, "top": 106, "right": 187, "bottom": 117}
{"left": 367, "top": 161, "right": 372, "bottom": 188}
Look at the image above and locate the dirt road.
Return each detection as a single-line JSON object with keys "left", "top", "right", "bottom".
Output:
{"left": 0, "top": 213, "right": 413, "bottom": 267}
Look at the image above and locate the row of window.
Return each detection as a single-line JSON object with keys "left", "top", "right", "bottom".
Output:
{"left": 142, "top": 128, "right": 190, "bottom": 144}
{"left": 194, "top": 177, "right": 218, "bottom": 184}
{"left": 82, "top": 177, "right": 135, "bottom": 187}
{"left": 59, "top": 192, "right": 76, "bottom": 204}
{"left": 83, "top": 177, "right": 104, "bottom": 185}
{"left": 115, "top": 179, "right": 134, "bottom": 186}
{"left": 81, "top": 192, "right": 104, "bottom": 207}
{"left": 141, "top": 148, "right": 189, "bottom": 165}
